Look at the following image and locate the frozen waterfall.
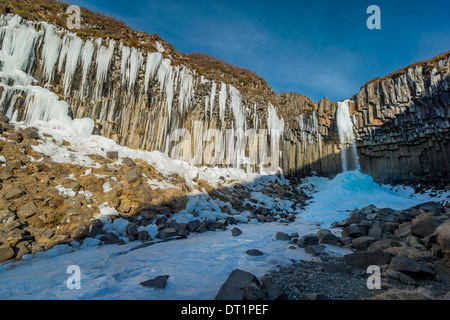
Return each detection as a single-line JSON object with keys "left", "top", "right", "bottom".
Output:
{"left": 336, "top": 100, "right": 360, "bottom": 172}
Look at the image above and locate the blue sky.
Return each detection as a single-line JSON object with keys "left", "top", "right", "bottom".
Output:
{"left": 71, "top": 0, "right": 450, "bottom": 102}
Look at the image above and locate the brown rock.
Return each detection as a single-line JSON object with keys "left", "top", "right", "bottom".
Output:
{"left": 17, "top": 202, "right": 38, "bottom": 220}
{"left": 0, "top": 246, "right": 15, "bottom": 263}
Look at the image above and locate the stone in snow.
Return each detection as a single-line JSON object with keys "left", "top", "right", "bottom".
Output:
{"left": 215, "top": 269, "right": 260, "bottom": 300}
{"left": 140, "top": 275, "right": 170, "bottom": 289}
{"left": 231, "top": 227, "right": 242, "bottom": 237}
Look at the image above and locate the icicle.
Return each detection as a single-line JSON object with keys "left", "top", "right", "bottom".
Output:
{"left": 178, "top": 66, "right": 195, "bottom": 115}
{"left": 41, "top": 23, "right": 61, "bottom": 83}
{"left": 80, "top": 40, "right": 95, "bottom": 98}
{"left": 0, "top": 15, "right": 41, "bottom": 75}
{"left": 209, "top": 80, "right": 216, "bottom": 119}
{"left": 62, "top": 35, "right": 83, "bottom": 96}
{"left": 218, "top": 82, "right": 227, "bottom": 123}
{"left": 120, "top": 46, "right": 131, "bottom": 86}
{"left": 144, "top": 52, "right": 163, "bottom": 93}
{"left": 95, "top": 39, "right": 116, "bottom": 97}
{"left": 157, "top": 58, "right": 175, "bottom": 120}
{"left": 121, "top": 47, "right": 142, "bottom": 92}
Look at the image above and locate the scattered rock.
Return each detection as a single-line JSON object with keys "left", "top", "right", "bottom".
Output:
{"left": 231, "top": 227, "right": 242, "bottom": 237}
{"left": 70, "top": 222, "right": 89, "bottom": 240}
{"left": 316, "top": 229, "right": 339, "bottom": 245}
{"left": 140, "top": 275, "right": 170, "bottom": 289}
{"left": 156, "top": 228, "right": 178, "bottom": 240}
{"left": 17, "top": 202, "right": 38, "bottom": 220}
{"left": 305, "top": 245, "right": 326, "bottom": 256}
{"left": 301, "top": 293, "right": 329, "bottom": 300}
{"left": 341, "top": 224, "right": 365, "bottom": 238}
{"left": 125, "top": 167, "right": 141, "bottom": 184}
{"left": 21, "top": 127, "right": 38, "bottom": 140}
{"left": 261, "top": 275, "right": 286, "bottom": 300}
{"left": 411, "top": 217, "right": 446, "bottom": 238}
{"left": 99, "top": 233, "right": 121, "bottom": 244}
{"left": 275, "top": 232, "right": 290, "bottom": 241}
{"left": 301, "top": 234, "right": 319, "bottom": 247}
{"left": 215, "top": 269, "right": 260, "bottom": 300}
{"left": 243, "top": 282, "right": 267, "bottom": 300}
{"left": 0, "top": 246, "right": 15, "bottom": 263}
{"left": 388, "top": 255, "right": 436, "bottom": 279}
{"left": 352, "top": 236, "right": 377, "bottom": 251}
{"left": 246, "top": 249, "right": 264, "bottom": 256}
{"left": 344, "top": 250, "right": 392, "bottom": 269}
{"left": 106, "top": 151, "right": 119, "bottom": 160}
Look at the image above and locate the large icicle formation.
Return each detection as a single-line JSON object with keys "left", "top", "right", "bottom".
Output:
{"left": 0, "top": 14, "right": 94, "bottom": 136}
{"left": 0, "top": 13, "right": 289, "bottom": 174}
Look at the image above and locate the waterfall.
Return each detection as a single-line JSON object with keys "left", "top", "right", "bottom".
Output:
{"left": 336, "top": 100, "right": 360, "bottom": 172}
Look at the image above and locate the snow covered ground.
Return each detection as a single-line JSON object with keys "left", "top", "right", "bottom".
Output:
{"left": 0, "top": 168, "right": 447, "bottom": 300}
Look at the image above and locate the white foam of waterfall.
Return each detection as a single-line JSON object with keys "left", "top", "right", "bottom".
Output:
{"left": 336, "top": 99, "right": 360, "bottom": 172}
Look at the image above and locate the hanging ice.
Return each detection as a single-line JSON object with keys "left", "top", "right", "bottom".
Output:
{"left": 41, "top": 24, "right": 62, "bottom": 83}
{"left": 218, "top": 82, "right": 227, "bottom": 123}
{"left": 80, "top": 40, "right": 95, "bottom": 98}
{"left": 336, "top": 100, "right": 360, "bottom": 172}
{"left": 95, "top": 38, "right": 116, "bottom": 97}
{"left": 62, "top": 35, "right": 83, "bottom": 96}
{"left": 144, "top": 52, "right": 163, "bottom": 93}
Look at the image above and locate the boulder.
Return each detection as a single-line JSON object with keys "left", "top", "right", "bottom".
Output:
{"left": 415, "top": 202, "right": 446, "bottom": 215}
{"left": 437, "top": 220, "right": 450, "bottom": 264}
{"left": 342, "top": 209, "right": 365, "bottom": 226}
{"left": 341, "top": 224, "right": 365, "bottom": 238}
{"left": 300, "top": 234, "right": 319, "bottom": 247}
{"left": 367, "top": 239, "right": 403, "bottom": 252}
{"left": 140, "top": 275, "right": 170, "bottom": 289}
{"left": 17, "top": 202, "right": 38, "bottom": 220}
{"left": 261, "top": 275, "right": 286, "bottom": 300}
{"left": 21, "top": 127, "right": 38, "bottom": 140}
{"left": 243, "top": 282, "right": 267, "bottom": 300}
{"left": 0, "top": 246, "right": 15, "bottom": 263}
{"left": 125, "top": 168, "right": 141, "bottom": 184}
{"left": 99, "top": 233, "right": 120, "bottom": 244}
{"left": 275, "top": 232, "right": 290, "bottom": 241}
{"left": 215, "top": 269, "right": 260, "bottom": 300}
{"left": 344, "top": 250, "right": 392, "bottom": 269}
{"left": 352, "top": 236, "right": 376, "bottom": 251}
{"left": 246, "top": 249, "right": 264, "bottom": 256}
{"left": 305, "top": 244, "right": 326, "bottom": 256}
{"left": 187, "top": 220, "right": 201, "bottom": 232}
{"left": 156, "top": 228, "right": 178, "bottom": 240}
{"left": 70, "top": 222, "right": 89, "bottom": 240}
{"left": 388, "top": 255, "right": 436, "bottom": 279}
{"left": 122, "top": 157, "right": 136, "bottom": 167}
{"left": 411, "top": 217, "right": 446, "bottom": 238}
{"left": 106, "top": 151, "right": 119, "bottom": 160}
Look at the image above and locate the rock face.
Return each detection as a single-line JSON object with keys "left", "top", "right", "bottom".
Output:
{"left": 350, "top": 53, "right": 450, "bottom": 184}
{"left": 0, "top": 12, "right": 448, "bottom": 184}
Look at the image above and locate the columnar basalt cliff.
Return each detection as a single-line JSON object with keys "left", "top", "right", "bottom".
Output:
{"left": 349, "top": 53, "right": 450, "bottom": 184}
{"left": 0, "top": 12, "right": 343, "bottom": 179}
{"left": 0, "top": 6, "right": 449, "bottom": 185}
